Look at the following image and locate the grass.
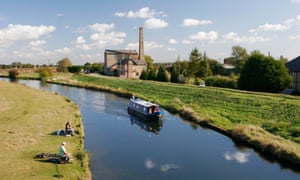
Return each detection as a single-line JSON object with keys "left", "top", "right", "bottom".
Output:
{"left": 47, "top": 73, "right": 300, "bottom": 168}
{"left": 0, "top": 80, "right": 91, "bottom": 179}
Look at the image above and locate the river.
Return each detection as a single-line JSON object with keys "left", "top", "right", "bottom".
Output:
{"left": 1, "top": 78, "right": 300, "bottom": 180}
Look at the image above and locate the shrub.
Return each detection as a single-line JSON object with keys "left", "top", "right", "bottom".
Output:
{"left": 68, "top": 66, "right": 83, "bottom": 73}
{"left": 205, "top": 76, "right": 237, "bottom": 89}
{"left": 8, "top": 69, "right": 19, "bottom": 80}
{"left": 38, "top": 67, "right": 53, "bottom": 78}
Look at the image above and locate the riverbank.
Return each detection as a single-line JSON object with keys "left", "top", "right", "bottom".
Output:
{"left": 0, "top": 80, "right": 91, "bottom": 179}
{"left": 47, "top": 73, "right": 300, "bottom": 170}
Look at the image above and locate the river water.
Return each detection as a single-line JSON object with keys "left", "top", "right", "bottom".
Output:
{"left": 1, "top": 78, "right": 300, "bottom": 180}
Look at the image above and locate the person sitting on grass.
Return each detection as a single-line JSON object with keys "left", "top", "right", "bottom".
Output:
{"left": 65, "top": 121, "right": 75, "bottom": 136}
{"left": 59, "top": 142, "right": 70, "bottom": 162}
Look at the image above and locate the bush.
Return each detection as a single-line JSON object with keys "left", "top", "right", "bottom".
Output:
{"left": 8, "top": 69, "right": 19, "bottom": 80}
{"left": 38, "top": 67, "right": 53, "bottom": 78}
{"left": 68, "top": 66, "right": 83, "bottom": 73}
{"left": 205, "top": 76, "right": 237, "bottom": 89}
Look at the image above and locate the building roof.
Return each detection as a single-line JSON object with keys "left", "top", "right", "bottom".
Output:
{"left": 105, "top": 49, "right": 138, "bottom": 55}
{"left": 120, "top": 58, "right": 147, "bottom": 65}
{"left": 286, "top": 56, "right": 300, "bottom": 72}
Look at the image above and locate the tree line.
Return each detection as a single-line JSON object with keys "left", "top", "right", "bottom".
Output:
{"left": 140, "top": 46, "right": 291, "bottom": 93}
{"left": 3, "top": 45, "right": 292, "bottom": 93}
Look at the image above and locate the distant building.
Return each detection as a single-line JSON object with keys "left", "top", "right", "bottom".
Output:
{"left": 103, "top": 27, "right": 147, "bottom": 79}
{"left": 286, "top": 56, "right": 300, "bottom": 90}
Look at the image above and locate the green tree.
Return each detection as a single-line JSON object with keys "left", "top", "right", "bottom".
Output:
{"left": 188, "top": 48, "right": 201, "bottom": 77}
{"left": 170, "top": 65, "right": 179, "bottom": 83}
{"left": 38, "top": 67, "right": 53, "bottom": 78}
{"left": 144, "top": 55, "right": 154, "bottom": 70}
{"left": 208, "top": 59, "right": 226, "bottom": 75}
{"left": 148, "top": 69, "right": 157, "bottom": 80}
{"left": 231, "top": 45, "right": 248, "bottom": 73}
{"left": 156, "top": 66, "right": 169, "bottom": 82}
{"left": 140, "top": 70, "right": 149, "bottom": 80}
{"left": 238, "top": 51, "right": 291, "bottom": 93}
{"left": 187, "top": 48, "right": 210, "bottom": 78}
{"left": 56, "top": 57, "right": 72, "bottom": 73}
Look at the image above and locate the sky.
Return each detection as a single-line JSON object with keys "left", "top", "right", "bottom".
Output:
{"left": 0, "top": 0, "right": 300, "bottom": 65}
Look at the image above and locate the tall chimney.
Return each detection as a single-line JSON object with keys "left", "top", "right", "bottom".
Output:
{"left": 139, "top": 27, "right": 144, "bottom": 61}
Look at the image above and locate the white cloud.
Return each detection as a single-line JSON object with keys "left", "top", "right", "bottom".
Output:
{"left": 284, "top": 15, "right": 300, "bottom": 27}
{"left": 29, "top": 40, "right": 46, "bottom": 47}
{"left": 0, "top": 24, "right": 55, "bottom": 42}
{"left": 145, "top": 41, "right": 164, "bottom": 49}
{"left": 182, "top": 18, "right": 212, "bottom": 27}
{"left": 249, "top": 23, "right": 288, "bottom": 33}
{"left": 118, "top": 7, "right": 165, "bottom": 19}
{"left": 189, "top": 31, "right": 218, "bottom": 42}
{"left": 76, "top": 44, "right": 91, "bottom": 50}
{"left": 90, "top": 31, "right": 126, "bottom": 42}
{"left": 115, "top": 12, "right": 126, "bottom": 17}
{"left": 182, "top": 39, "right": 192, "bottom": 44}
{"left": 291, "top": 0, "right": 300, "bottom": 3}
{"left": 127, "top": 41, "right": 163, "bottom": 51}
{"left": 224, "top": 152, "right": 250, "bottom": 164}
{"left": 89, "top": 23, "right": 114, "bottom": 33}
{"left": 167, "top": 47, "right": 176, "bottom": 51}
{"left": 289, "top": 34, "right": 300, "bottom": 40}
{"left": 72, "top": 23, "right": 127, "bottom": 50}
{"left": 169, "top": 38, "right": 177, "bottom": 44}
{"left": 223, "top": 32, "right": 270, "bottom": 43}
{"left": 56, "top": 13, "right": 64, "bottom": 17}
{"left": 76, "top": 36, "right": 86, "bottom": 44}
{"left": 144, "top": 18, "right": 168, "bottom": 29}
{"left": 54, "top": 47, "right": 72, "bottom": 54}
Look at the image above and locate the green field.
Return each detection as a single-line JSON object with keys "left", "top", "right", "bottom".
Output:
{"left": 48, "top": 73, "right": 300, "bottom": 167}
{"left": 0, "top": 80, "right": 91, "bottom": 179}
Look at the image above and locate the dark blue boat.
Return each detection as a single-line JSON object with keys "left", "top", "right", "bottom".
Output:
{"left": 127, "top": 97, "right": 163, "bottom": 121}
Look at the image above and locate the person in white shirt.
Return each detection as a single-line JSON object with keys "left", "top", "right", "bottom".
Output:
{"left": 58, "top": 142, "right": 70, "bottom": 161}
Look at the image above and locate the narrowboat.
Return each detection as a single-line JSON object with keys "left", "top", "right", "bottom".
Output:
{"left": 127, "top": 97, "right": 163, "bottom": 121}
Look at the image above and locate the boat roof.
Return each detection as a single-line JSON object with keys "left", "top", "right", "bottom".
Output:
{"left": 131, "top": 98, "right": 158, "bottom": 107}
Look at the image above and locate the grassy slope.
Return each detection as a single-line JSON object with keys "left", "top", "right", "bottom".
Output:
{"left": 0, "top": 81, "right": 90, "bottom": 179}
{"left": 49, "top": 74, "right": 300, "bottom": 167}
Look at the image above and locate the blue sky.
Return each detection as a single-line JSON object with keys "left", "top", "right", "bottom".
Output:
{"left": 0, "top": 0, "right": 300, "bottom": 65}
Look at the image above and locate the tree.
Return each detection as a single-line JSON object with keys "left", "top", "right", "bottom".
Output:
{"left": 140, "top": 70, "right": 149, "bottom": 80}
{"left": 144, "top": 55, "right": 154, "bottom": 70}
{"left": 56, "top": 57, "right": 72, "bottom": 72}
{"left": 208, "top": 59, "right": 226, "bottom": 75}
{"left": 238, "top": 51, "right": 291, "bottom": 93}
{"left": 148, "top": 69, "right": 157, "bottom": 80}
{"left": 231, "top": 45, "right": 248, "bottom": 73}
{"left": 8, "top": 69, "right": 19, "bottom": 80}
{"left": 170, "top": 65, "right": 179, "bottom": 83}
{"left": 187, "top": 48, "right": 210, "bottom": 78}
{"left": 156, "top": 66, "right": 169, "bottom": 82}
{"left": 188, "top": 48, "right": 201, "bottom": 77}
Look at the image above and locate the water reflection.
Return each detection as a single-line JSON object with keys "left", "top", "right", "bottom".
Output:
{"left": 224, "top": 151, "right": 251, "bottom": 164}
{"left": 145, "top": 159, "right": 180, "bottom": 172}
{"left": 129, "top": 115, "right": 163, "bottom": 135}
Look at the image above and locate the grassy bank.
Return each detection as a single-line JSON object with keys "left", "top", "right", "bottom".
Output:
{"left": 48, "top": 73, "right": 300, "bottom": 169}
{"left": 0, "top": 81, "right": 91, "bottom": 179}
